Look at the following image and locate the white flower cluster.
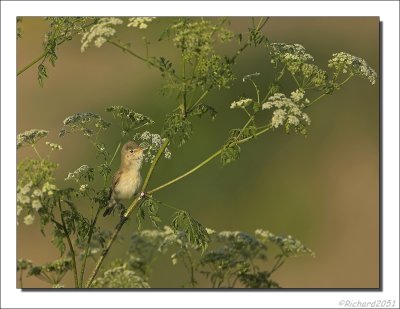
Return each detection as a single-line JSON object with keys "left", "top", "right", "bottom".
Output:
{"left": 328, "top": 52, "right": 377, "bottom": 85}
{"left": 17, "top": 181, "right": 57, "bottom": 226}
{"left": 262, "top": 91, "right": 311, "bottom": 131}
{"left": 230, "top": 98, "right": 253, "bottom": 109}
{"left": 242, "top": 72, "right": 260, "bottom": 82}
{"left": 65, "top": 165, "right": 92, "bottom": 182}
{"left": 81, "top": 17, "right": 123, "bottom": 52}
{"left": 301, "top": 63, "right": 327, "bottom": 87}
{"left": 133, "top": 131, "right": 172, "bottom": 163}
{"left": 127, "top": 17, "right": 155, "bottom": 29}
{"left": 46, "top": 141, "right": 63, "bottom": 151}
{"left": 63, "top": 112, "right": 100, "bottom": 126}
{"left": 255, "top": 229, "right": 315, "bottom": 257}
{"left": 17, "top": 129, "right": 49, "bottom": 149}
{"left": 217, "top": 230, "right": 262, "bottom": 247}
{"left": 269, "top": 43, "right": 314, "bottom": 74}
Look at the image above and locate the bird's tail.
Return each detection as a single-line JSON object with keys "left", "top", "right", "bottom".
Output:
{"left": 103, "top": 199, "right": 117, "bottom": 217}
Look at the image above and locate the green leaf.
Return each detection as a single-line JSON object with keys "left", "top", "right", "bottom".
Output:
{"left": 171, "top": 210, "right": 209, "bottom": 252}
{"left": 52, "top": 226, "right": 66, "bottom": 256}
{"left": 220, "top": 142, "right": 240, "bottom": 166}
{"left": 163, "top": 112, "right": 193, "bottom": 147}
{"left": 189, "top": 104, "right": 217, "bottom": 120}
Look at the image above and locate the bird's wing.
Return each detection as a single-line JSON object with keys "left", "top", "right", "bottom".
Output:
{"left": 109, "top": 169, "right": 123, "bottom": 200}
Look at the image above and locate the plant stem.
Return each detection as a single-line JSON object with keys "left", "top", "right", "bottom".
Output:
{"left": 306, "top": 93, "right": 326, "bottom": 108}
{"left": 32, "top": 145, "right": 42, "bottom": 160}
{"left": 181, "top": 60, "right": 187, "bottom": 117}
{"left": 108, "top": 40, "right": 182, "bottom": 82}
{"left": 188, "top": 89, "right": 209, "bottom": 112}
{"left": 148, "top": 124, "right": 272, "bottom": 194}
{"left": 19, "top": 270, "right": 24, "bottom": 288}
{"left": 57, "top": 200, "right": 79, "bottom": 288}
{"left": 79, "top": 206, "right": 101, "bottom": 287}
{"left": 17, "top": 52, "right": 47, "bottom": 76}
{"left": 148, "top": 149, "right": 222, "bottom": 195}
{"left": 85, "top": 139, "right": 170, "bottom": 288}
{"left": 109, "top": 141, "right": 121, "bottom": 166}
{"left": 270, "top": 255, "right": 285, "bottom": 275}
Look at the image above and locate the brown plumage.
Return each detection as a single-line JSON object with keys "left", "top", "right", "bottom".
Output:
{"left": 103, "top": 141, "right": 144, "bottom": 217}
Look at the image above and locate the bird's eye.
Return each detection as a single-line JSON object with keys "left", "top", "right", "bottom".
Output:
{"left": 129, "top": 149, "right": 134, "bottom": 153}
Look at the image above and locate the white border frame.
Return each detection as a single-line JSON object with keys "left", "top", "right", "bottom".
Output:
{"left": 2, "top": 1, "right": 399, "bottom": 308}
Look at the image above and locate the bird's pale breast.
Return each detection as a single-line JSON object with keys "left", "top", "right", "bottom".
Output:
{"left": 113, "top": 169, "right": 141, "bottom": 200}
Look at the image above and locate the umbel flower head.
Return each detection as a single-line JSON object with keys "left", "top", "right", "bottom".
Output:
{"left": 81, "top": 17, "right": 123, "bottom": 52}
{"left": 328, "top": 52, "right": 377, "bottom": 85}
{"left": 262, "top": 90, "right": 311, "bottom": 134}
{"left": 230, "top": 98, "right": 253, "bottom": 109}
{"left": 269, "top": 43, "right": 314, "bottom": 74}
{"left": 127, "top": 17, "right": 156, "bottom": 29}
{"left": 133, "top": 131, "right": 172, "bottom": 163}
{"left": 17, "top": 129, "right": 48, "bottom": 149}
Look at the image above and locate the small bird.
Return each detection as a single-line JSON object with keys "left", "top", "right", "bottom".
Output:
{"left": 103, "top": 141, "right": 144, "bottom": 217}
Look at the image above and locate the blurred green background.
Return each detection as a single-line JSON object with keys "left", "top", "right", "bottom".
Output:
{"left": 17, "top": 17, "right": 379, "bottom": 288}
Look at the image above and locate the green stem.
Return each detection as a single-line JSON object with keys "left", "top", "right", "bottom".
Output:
{"left": 250, "top": 80, "right": 260, "bottom": 104}
{"left": 85, "top": 139, "right": 170, "bottom": 288}
{"left": 188, "top": 90, "right": 209, "bottom": 113}
{"left": 270, "top": 255, "right": 286, "bottom": 275}
{"left": 19, "top": 270, "right": 24, "bottom": 288}
{"left": 238, "top": 116, "right": 255, "bottom": 138}
{"left": 305, "top": 93, "right": 326, "bottom": 108}
{"left": 148, "top": 124, "right": 271, "bottom": 194}
{"left": 17, "top": 52, "right": 47, "bottom": 76}
{"left": 305, "top": 75, "right": 353, "bottom": 109}
{"left": 32, "top": 145, "right": 42, "bottom": 160}
{"left": 108, "top": 40, "right": 182, "bottom": 81}
{"left": 290, "top": 72, "right": 301, "bottom": 88}
{"left": 109, "top": 142, "right": 121, "bottom": 166}
{"left": 230, "top": 17, "right": 270, "bottom": 63}
{"left": 148, "top": 150, "right": 222, "bottom": 195}
{"left": 338, "top": 74, "right": 354, "bottom": 86}
{"left": 57, "top": 200, "right": 79, "bottom": 288}
{"left": 79, "top": 206, "right": 101, "bottom": 287}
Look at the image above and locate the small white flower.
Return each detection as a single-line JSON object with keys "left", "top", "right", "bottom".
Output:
{"left": 141, "top": 131, "right": 152, "bottom": 140}
{"left": 171, "top": 253, "right": 178, "bottom": 265}
{"left": 17, "top": 193, "right": 30, "bottom": 204}
{"left": 20, "top": 182, "right": 32, "bottom": 194}
{"left": 81, "top": 17, "right": 123, "bottom": 52}
{"left": 127, "top": 17, "right": 156, "bottom": 29}
{"left": 287, "top": 115, "right": 300, "bottom": 126}
{"left": 328, "top": 52, "right": 377, "bottom": 85}
{"left": 164, "top": 148, "right": 172, "bottom": 159}
{"left": 271, "top": 109, "right": 287, "bottom": 128}
{"left": 230, "top": 98, "right": 252, "bottom": 109}
{"left": 32, "top": 189, "right": 42, "bottom": 197}
{"left": 32, "top": 199, "right": 42, "bottom": 211}
{"left": 24, "top": 214, "right": 35, "bottom": 225}
{"left": 206, "top": 228, "right": 216, "bottom": 235}
{"left": 290, "top": 89, "right": 305, "bottom": 103}
{"left": 42, "top": 182, "right": 57, "bottom": 195}
{"left": 80, "top": 184, "right": 89, "bottom": 192}
{"left": 17, "top": 205, "right": 23, "bottom": 216}
{"left": 302, "top": 113, "right": 311, "bottom": 125}
{"left": 46, "top": 142, "right": 62, "bottom": 150}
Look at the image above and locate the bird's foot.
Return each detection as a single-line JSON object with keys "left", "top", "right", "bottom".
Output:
{"left": 138, "top": 192, "right": 146, "bottom": 200}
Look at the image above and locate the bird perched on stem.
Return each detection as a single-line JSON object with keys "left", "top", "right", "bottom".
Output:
{"left": 103, "top": 141, "right": 144, "bottom": 217}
